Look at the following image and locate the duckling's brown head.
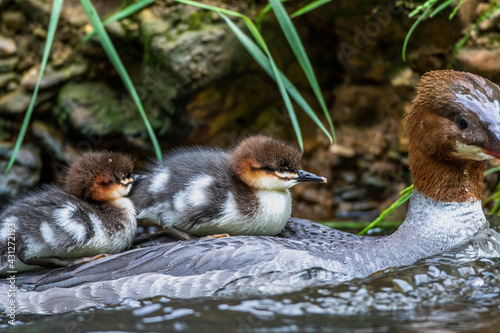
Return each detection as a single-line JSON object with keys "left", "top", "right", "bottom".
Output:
{"left": 65, "top": 152, "right": 134, "bottom": 202}
{"left": 406, "top": 70, "right": 500, "bottom": 202}
{"left": 230, "top": 135, "right": 326, "bottom": 191}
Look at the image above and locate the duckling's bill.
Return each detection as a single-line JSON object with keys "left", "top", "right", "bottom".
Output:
{"left": 291, "top": 170, "right": 327, "bottom": 183}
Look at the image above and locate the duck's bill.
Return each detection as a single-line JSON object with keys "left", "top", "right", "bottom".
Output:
{"left": 296, "top": 170, "right": 327, "bottom": 183}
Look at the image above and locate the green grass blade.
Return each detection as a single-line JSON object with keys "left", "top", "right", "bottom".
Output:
{"left": 449, "top": 0, "right": 468, "bottom": 19}
{"left": 80, "top": 0, "right": 161, "bottom": 160}
{"left": 257, "top": 0, "right": 288, "bottom": 29}
{"left": 220, "top": 13, "right": 303, "bottom": 149}
{"left": 221, "top": 13, "right": 332, "bottom": 143}
{"left": 291, "top": 0, "right": 332, "bottom": 18}
{"left": 172, "top": 0, "right": 332, "bottom": 145}
{"left": 320, "top": 221, "right": 403, "bottom": 230}
{"left": 429, "top": 0, "right": 456, "bottom": 18}
{"left": 402, "top": 6, "right": 431, "bottom": 61}
{"left": 5, "top": 0, "right": 64, "bottom": 173}
{"left": 173, "top": 0, "right": 246, "bottom": 19}
{"left": 358, "top": 184, "right": 413, "bottom": 235}
{"left": 484, "top": 166, "right": 500, "bottom": 176}
{"left": 270, "top": 0, "right": 334, "bottom": 142}
{"left": 81, "top": 0, "right": 156, "bottom": 44}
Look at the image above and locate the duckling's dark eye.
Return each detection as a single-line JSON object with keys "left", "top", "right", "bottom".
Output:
{"left": 455, "top": 116, "right": 468, "bottom": 130}
{"left": 277, "top": 167, "right": 288, "bottom": 173}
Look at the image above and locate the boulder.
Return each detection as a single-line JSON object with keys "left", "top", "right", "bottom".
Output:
{"left": 0, "top": 142, "right": 41, "bottom": 203}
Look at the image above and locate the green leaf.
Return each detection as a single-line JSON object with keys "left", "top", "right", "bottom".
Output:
{"left": 256, "top": 0, "right": 288, "bottom": 29}
{"left": 80, "top": 0, "right": 162, "bottom": 160}
{"left": 319, "top": 221, "right": 403, "bottom": 230}
{"left": 291, "top": 0, "right": 332, "bottom": 18}
{"left": 402, "top": 6, "right": 432, "bottom": 62}
{"left": 172, "top": 0, "right": 334, "bottom": 146}
{"left": 484, "top": 166, "right": 500, "bottom": 176}
{"left": 358, "top": 184, "right": 413, "bottom": 235}
{"left": 449, "top": 0, "right": 468, "bottom": 19}
{"left": 5, "top": 0, "right": 64, "bottom": 174}
{"left": 222, "top": 13, "right": 332, "bottom": 142}
{"left": 429, "top": 0, "right": 455, "bottom": 18}
{"left": 81, "top": 0, "right": 156, "bottom": 44}
{"left": 270, "top": 0, "right": 334, "bottom": 142}
{"left": 220, "top": 13, "right": 303, "bottom": 150}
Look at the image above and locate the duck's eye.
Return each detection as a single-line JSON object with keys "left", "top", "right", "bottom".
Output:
{"left": 277, "top": 167, "right": 288, "bottom": 173}
{"left": 121, "top": 175, "right": 127, "bottom": 180}
{"left": 455, "top": 116, "right": 468, "bottom": 130}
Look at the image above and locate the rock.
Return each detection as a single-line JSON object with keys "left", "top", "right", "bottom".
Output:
{"left": 56, "top": 81, "right": 154, "bottom": 136}
{"left": 1, "top": 11, "right": 25, "bottom": 33}
{"left": 390, "top": 67, "right": 420, "bottom": 88}
{"left": 0, "top": 72, "right": 15, "bottom": 88}
{"left": 332, "top": 85, "right": 400, "bottom": 125}
{"left": 0, "top": 57, "right": 18, "bottom": 72}
{"left": 329, "top": 144, "right": 356, "bottom": 158}
{"left": 62, "top": 1, "right": 88, "bottom": 27}
{"left": 0, "top": 142, "right": 41, "bottom": 202}
{"left": 20, "top": 62, "right": 88, "bottom": 90}
{"left": 0, "top": 89, "right": 31, "bottom": 114}
{"left": 17, "top": 0, "right": 50, "bottom": 24}
{"left": 0, "top": 34, "right": 16, "bottom": 57}
{"left": 0, "top": 89, "right": 55, "bottom": 114}
{"left": 31, "top": 121, "right": 78, "bottom": 162}
{"left": 340, "top": 188, "right": 366, "bottom": 201}
{"left": 140, "top": 7, "right": 248, "bottom": 111}
{"left": 454, "top": 46, "right": 500, "bottom": 80}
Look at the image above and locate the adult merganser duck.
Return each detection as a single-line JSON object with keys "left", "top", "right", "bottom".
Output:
{"left": 2, "top": 70, "right": 500, "bottom": 314}
{"left": 132, "top": 135, "right": 327, "bottom": 239}
{"left": 0, "top": 152, "right": 136, "bottom": 275}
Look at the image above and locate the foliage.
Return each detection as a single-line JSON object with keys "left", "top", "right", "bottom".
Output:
{"left": 358, "top": 185, "right": 413, "bottom": 236}
{"left": 5, "top": 0, "right": 162, "bottom": 173}
{"left": 402, "top": 0, "right": 500, "bottom": 64}
{"left": 6, "top": 0, "right": 335, "bottom": 173}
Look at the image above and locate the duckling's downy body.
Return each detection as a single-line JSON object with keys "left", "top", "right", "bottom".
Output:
{"left": 132, "top": 136, "right": 326, "bottom": 239}
{"left": 0, "top": 152, "right": 135, "bottom": 275}
{"left": 3, "top": 70, "right": 500, "bottom": 314}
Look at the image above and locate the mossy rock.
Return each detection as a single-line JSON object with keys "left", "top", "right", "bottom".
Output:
{"left": 55, "top": 81, "right": 161, "bottom": 136}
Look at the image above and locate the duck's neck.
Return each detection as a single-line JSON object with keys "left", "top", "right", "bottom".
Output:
{"left": 382, "top": 189, "right": 488, "bottom": 263}
{"left": 409, "top": 146, "right": 485, "bottom": 203}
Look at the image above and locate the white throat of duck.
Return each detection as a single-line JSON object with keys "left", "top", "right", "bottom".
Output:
{"left": 385, "top": 189, "right": 489, "bottom": 258}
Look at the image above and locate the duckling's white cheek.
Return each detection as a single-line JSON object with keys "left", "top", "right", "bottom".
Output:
{"left": 452, "top": 143, "right": 495, "bottom": 161}
{"left": 258, "top": 176, "right": 290, "bottom": 190}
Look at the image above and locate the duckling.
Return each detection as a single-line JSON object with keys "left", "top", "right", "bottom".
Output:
{"left": 0, "top": 152, "right": 135, "bottom": 275}
{"left": 132, "top": 135, "right": 327, "bottom": 239}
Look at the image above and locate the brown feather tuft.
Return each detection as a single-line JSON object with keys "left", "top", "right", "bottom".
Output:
{"left": 65, "top": 151, "right": 134, "bottom": 201}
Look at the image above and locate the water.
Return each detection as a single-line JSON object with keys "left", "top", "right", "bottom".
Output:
{"left": 2, "top": 227, "right": 500, "bottom": 332}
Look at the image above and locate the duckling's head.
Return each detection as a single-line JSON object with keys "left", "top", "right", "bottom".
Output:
{"left": 65, "top": 152, "right": 134, "bottom": 202}
{"left": 230, "top": 135, "right": 327, "bottom": 191}
{"left": 406, "top": 70, "right": 500, "bottom": 163}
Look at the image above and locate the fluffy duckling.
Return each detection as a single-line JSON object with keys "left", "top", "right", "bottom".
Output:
{"left": 132, "top": 135, "right": 327, "bottom": 239}
{"left": 0, "top": 152, "right": 135, "bottom": 275}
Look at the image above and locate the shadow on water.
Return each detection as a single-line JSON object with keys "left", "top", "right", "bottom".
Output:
{"left": 2, "top": 225, "right": 500, "bottom": 332}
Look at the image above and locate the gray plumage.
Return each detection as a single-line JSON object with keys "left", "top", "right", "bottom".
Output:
{"left": 132, "top": 147, "right": 257, "bottom": 230}
{"left": 0, "top": 190, "right": 490, "bottom": 314}
{"left": 0, "top": 185, "right": 136, "bottom": 275}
